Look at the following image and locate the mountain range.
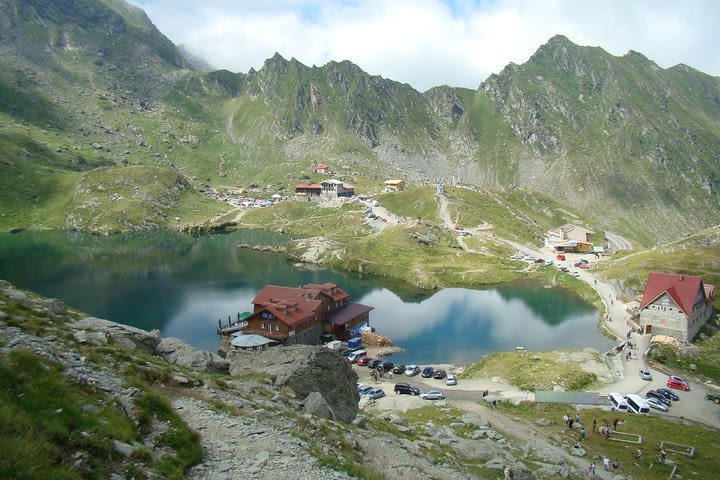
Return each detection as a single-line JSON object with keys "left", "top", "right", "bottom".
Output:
{"left": 1, "top": 0, "right": 720, "bottom": 244}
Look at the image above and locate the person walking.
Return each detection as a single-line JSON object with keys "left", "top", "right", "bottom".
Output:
{"left": 603, "top": 457, "right": 611, "bottom": 471}
{"left": 661, "top": 447, "right": 667, "bottom": 464}
{"left": 503, "top": 465, "right": 513, "bottom": 479}
{"left": 578, "top": 427, "right": 586, "bottom": 442}
{"left": 612, "top": 459, "right": 619, "bottom": 473}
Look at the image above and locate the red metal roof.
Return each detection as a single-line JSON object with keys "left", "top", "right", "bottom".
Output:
{"left": 295, "top": 184, "right": 322, "bottom": 189}
{"left": 316, "top": 164, "right": 329, "bottom": 169}
{"left": 302, "top": 283, "right": 350, "bottom": 302}
{"left": 252, "top": 285, "right": 322, "bottom": 327}
{"left": 639, "top": 273, "right": 706, "bottom": 317}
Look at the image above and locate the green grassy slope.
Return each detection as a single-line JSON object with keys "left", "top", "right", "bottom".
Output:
{"left": 1, "top": 2, "right": 720, "bottom": 243}
{"left": 602, "top": 226, "right": 720, "bottom": 294}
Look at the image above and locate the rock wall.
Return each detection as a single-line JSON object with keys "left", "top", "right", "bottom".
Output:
{"left": 228, "top": 345, "right": 359, "bottom": 422}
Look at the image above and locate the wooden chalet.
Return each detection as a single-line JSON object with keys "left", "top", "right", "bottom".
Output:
{"left": 241, "top": 282, "right": 373, "bottom": 346}
{"left": 295, "top": 183, "right": 322, "bottom": 197}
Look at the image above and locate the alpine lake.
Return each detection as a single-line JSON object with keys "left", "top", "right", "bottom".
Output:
{"left": 0, "top": 230, "right": 613, "bottom": 365}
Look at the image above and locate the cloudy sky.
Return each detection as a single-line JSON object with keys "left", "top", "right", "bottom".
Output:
{"left": 128, "top": 0, "right": 720, "bottom": 91}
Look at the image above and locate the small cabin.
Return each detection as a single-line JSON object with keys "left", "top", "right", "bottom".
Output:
{"left": 384, "top": 179, "right": 407, "bottom": 192}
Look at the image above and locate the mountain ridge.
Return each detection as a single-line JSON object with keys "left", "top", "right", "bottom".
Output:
{"left": 0, "top": 0, "right": 719, "bottom": 245}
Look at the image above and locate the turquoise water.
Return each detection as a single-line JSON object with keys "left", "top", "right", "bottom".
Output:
{"left": 0, "top": 230, "right": 612, "bottom": 364}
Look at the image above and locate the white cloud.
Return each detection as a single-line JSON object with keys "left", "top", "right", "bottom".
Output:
{"left": 129, "top": 0, "right": 720, "bottom": 91}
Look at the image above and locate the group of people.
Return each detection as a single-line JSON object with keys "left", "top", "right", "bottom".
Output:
{"left": 602, "top": 457, "right": 620, "bottom": 472}
{"left": 562, "top": 413, "right": 581, "bottom": 429}
{"left": 369, "top": 367, "right": 393, "bottom": 382}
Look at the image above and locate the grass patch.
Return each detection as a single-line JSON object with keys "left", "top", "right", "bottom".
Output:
{"left": 0, "top": 349, "right": 136, "bottom": 480}
{"left": 134, "top": 391, "right": 202, "bottom": 479}
{"left": 460, "top": 351, "right": 599, "bottom": 391}
{"left": 377, "top": 186, "right": 441, "bottom": 224}
{"left": 240, "top": 200, "right": 371, "bottom": 240}
{"left": 496, "top": 402, "right": 720, "bottom": 480}
{"left": 602, "top": 226, "right": 720, "bottom": 295}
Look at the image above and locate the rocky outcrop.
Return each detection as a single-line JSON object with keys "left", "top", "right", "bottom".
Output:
{"left": 155, "top": 336, "right": 229, "bottom": 374}
{"left": 228, "top": 345, "right": 359, "bottom": 422}
{"left": 70, "top": 317, "right": 161, "bottom": 353}
{"left": 302, "top": 391, "right": 334, "bottom": 419}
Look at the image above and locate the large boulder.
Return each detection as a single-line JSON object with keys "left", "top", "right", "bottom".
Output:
{"left": 303, "top": 392, "right": 334, "bottom": 419}
{"left": 155, "top": 337, "right": 229, "bottom": 374}
{"left": 228, "top": 345, "right": 359, "bottom": 422}
{"left": 70, "top": 317, "right": 160, "bottom": 353}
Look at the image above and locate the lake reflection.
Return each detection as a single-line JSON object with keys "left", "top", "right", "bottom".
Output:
{"left": 0, "top": 230, "right": 612, "bottom": 364}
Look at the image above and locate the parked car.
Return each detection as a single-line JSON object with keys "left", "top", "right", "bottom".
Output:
{"left": 358, "top": 385, "right": 374, "bottom": 395}
{"left": 381, "top": 218, "right": 388, "bottom": 223}
{"left": 645, "top": 397, "right": 669, "bottom": 412}
{"left": 367, "top": 359, "right": 383, "bottom": 369}
{"left": 405, "top": 365, "right": 420, "bottom": 377}
{"left": 367, "top": 213, "right": 376, "bottom": 219}
{"left": 446, "top": 374, "right": 457, "bottom": 385}
{"left": 667, "top": 378, "right": 690, "bottom": 391}
{"left": 669, "top": 375, "right": 689, "bottom": 385}
{"left": 393, "top": 364, "right": 407, "bottom": 375}
{"left": 705, "top": 393, "right": 720, "bottom": 404}
{"left": 534, "top": 258, "right": 544, "bottom": 264}
{"left": 646, "top": 390, "right": 671, "bottom": 406}
{"left": 421, "top": 366, "right": 434, "bottom": 378}
{"left": 572, "top": 271, "right": 580, "bottom": 277}
{"left": 394, "top": 383, "right": 420, "bottom": 395}
{"left": 639, "top": 370, "right": 652, "bottom": 381}
{"left": 381, "top": 361, "right": 395, "bottom": 372}
{"left": 356, "top": 356, "right": 370, "bottom": 367}
{"left": 454, "top": 225, "right": 463, "bottom": 231}
{"left": 656, "top": 388, "right": 679, "bottom": 401}
{"left": 420, "top": 390, "right": 445, "bottom": 400}
{"left": 556, "top": 254, "right": 566, "bottom": 261}
{"left": 578, "top": 263, "right": 591, "bottom": 269}
{"left": 368, "top": 388, "right": 385, "bottom": 399}
{"left": 433, "top": 369, "right": 447, "bottom": 379}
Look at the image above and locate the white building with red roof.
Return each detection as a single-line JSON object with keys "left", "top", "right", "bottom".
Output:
{"left": 638, "top": 273, "right": 715, "bottom": 341}
{"left": 315, "top": 163, "right": 330, "bottom": 174}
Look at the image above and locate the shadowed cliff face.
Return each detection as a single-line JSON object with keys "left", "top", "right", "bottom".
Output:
{"left": 228, "top": 345, "right": 360, "bottom": 422}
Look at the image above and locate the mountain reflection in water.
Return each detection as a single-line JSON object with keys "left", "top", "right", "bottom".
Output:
{"left": 0, "top": 230, "right": 612, "bottom": 363}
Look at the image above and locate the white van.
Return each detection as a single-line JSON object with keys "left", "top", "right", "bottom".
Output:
{"left": 626, "top": 394, "right": 650, "bottom": 415}
{"left": 347, "top": 349, "right": 366, "bottom": 363}
{"left": 609, "top": 392, "right": 628, "bottom": 412}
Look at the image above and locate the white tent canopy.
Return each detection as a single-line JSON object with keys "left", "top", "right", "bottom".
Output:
{"left": 231, "top": 334, "right": 276, "bottom": 348}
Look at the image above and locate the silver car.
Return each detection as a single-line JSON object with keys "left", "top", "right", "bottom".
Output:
{"left": 420, "top": 390, "right": 445, "bottom": 400}
{"left": 645, "top": 397, "right": 668, "bottom": 412}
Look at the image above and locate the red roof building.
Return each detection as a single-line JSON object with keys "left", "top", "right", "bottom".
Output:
{"left": 241, "top": 283, "right": 373, "bottom": 345}
{"left": 315, "top": 163, "right": 330, "bottom": 174}
{"left": 638, "top": 273, "right": 714, "bottom": 341}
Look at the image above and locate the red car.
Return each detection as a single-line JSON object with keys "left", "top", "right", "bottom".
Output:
{"left": 356, "top": 356, "right": 371, "bottom": 367}
{"left": 556, "top": 254, "right": 566, "bottom": 261}
{"left": 578, "top": 263, "right": 591, "bottom": 269}
{"left": 667, "top": 378, "right": 690, "bottom": 391}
